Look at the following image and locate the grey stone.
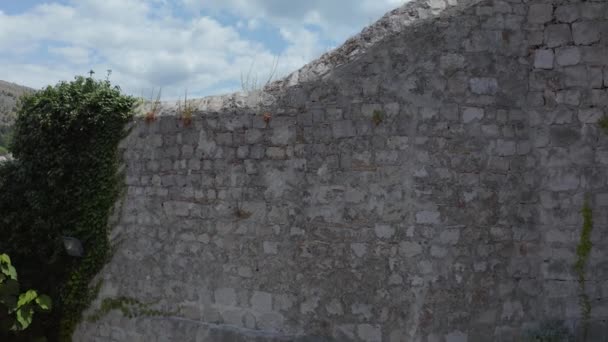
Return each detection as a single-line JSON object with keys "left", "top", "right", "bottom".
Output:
{"left": 563, "top": 65, "right": 589, "bottom": 87}
{"left": 555, "top": 5, "right": 579, "bottom": 23}
{"left": 572, "top": 22, "right": 601, "bottom": 45}
{"left": 581, "top": 46, "right": 608, "bottom": 66}
{"left": 581, "top": 3, "right": 607, "bottom": 19}
{"left": 469, "top": 77, "right": 498, "bottom": 94}
{"left": 439, "top": 229, "right": 460, "bottom": 245}
{"left": 75, "top": 2, "right": 608, "bottom": 341}
{"left": 215, "top": 288, "right": 237, "bottom": 306}
{"left": 326, "top": 299, "right": 344, "bottom": 316}
{"left": 501, "top": 301, "right": 523, "bottom": 321}
{"left": 445, "top": 330, "right": 468, "bottom": 342}
{"left": 534, "top": 49, "right": 554, "bottom": 69}
{"left": 544, "top": 24, "right": 573, "bottom": 48}
{"left": 416, "top": 210, "right": 441, "bottom": 224}
{"left": 245, "top": 129, "right": 263, "bottom": 144}
{"left": 374, "top": 224, "right": 395, "bottom": 239}
{"left": 251, "top": 291, "right": 273, "bottom": 312}
{"left": 495, "top": 140, "right": 516, "bottom": 156}
{"left": 555, "top": 47, "right": 581, "bottom": 66}
{"left": 332, "top": 120, "right": 356, "bottom": 138}
{"left": 357, "top": 324, "right": 382, "bottom": 342}
{"left": 590, "top": 67, "right": 604, "bottom": 88}
{"left": 263, "top": 241, "right": 279, "bottom": 254}
{"left": 528, "top": 4, "right": 553, "bottom": 24}
{"left": 578, "top": 108, "right": 604, "bottom": 124}
{"left": 399, "top": 241, "right": 422, "bottom": 257}
{"left": 462, "top": 107, "right": 484, "bottom": 123}
{"left": 351, "top": 243, "right": 367, "bottom": 257}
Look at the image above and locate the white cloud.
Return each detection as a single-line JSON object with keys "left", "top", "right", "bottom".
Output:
{"left": 48, "top": 46, "right": 90, "bottom": 65}
{"left": 0, "top": 0, "right": 406, "bottom": 98}
{"left": 182, "top": 0, "right": 408, "bottom": 40}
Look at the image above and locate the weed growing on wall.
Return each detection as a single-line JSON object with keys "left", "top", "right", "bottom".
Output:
{"left": 0, "top": 75, "right": 136, "bottom": 341}
{"left": 177, "top": 89, "right": 195, "bottom": 127}
{"left": 574, "top": 199, "right": 593, "bottom": 341}
{"left": 141, "top": 88, "right": 162, "bottom": 123}
{"left": 599, "top": 116, "right": 608, "bottom": 135}
{"left": 372, "top": 110, "right": 384, "bottom": 126}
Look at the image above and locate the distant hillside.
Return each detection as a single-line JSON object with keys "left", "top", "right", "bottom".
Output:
{"left": 0, "top": 80, "right": 35, "bottom": 126}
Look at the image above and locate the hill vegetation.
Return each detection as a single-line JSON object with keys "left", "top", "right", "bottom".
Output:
{"left": 0, "top": 80, "right": 35, "bottom": 155}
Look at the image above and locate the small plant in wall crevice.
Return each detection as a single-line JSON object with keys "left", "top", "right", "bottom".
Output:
{"left": 372, "top": 110, "right": 384, "bottom": 126}
{"left": 143, "top": 88, "right": 162, "bottom": 123}
{"left": 177, "top": 89, "right": 196, "bottom": 127}
{"left": 574, "top": 199, "right": 593, "bottom": 341}
{"left": 234, "top": 202, "right": 252, "bottom": 220}
{"left": 599, "top": 116, "right": 608, "bottom": 135}
{"left": 263, "top": 112, "right": 272, "bottom": 127}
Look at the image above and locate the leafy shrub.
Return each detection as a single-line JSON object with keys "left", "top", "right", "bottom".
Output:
{"left": 0, "top": 75, "right": 136, "bottom": 341}
{"left": 1, "top": 253, "right": 52, "bottom": 335}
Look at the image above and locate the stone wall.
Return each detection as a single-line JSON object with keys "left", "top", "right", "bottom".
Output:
{"left": 74, "top": 0, "right": 608, "bottom": 341}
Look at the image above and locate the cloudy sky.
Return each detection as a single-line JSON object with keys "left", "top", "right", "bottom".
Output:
{"left": 0, "top": 0, "right": 406, "bottom": 99}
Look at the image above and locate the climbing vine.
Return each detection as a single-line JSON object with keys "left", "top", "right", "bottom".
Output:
{"left": 574, "top": 199, "right": 593, "bottom": 341}
{"left": 86, "top": 296, "right": 176, "bottom": 322}
{"left": 0, "top": 75, "right": 136, "bottom": 341}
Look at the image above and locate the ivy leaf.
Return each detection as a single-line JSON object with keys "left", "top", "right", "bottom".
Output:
{"left": 17, "top": 289, "right": 38, "bottom": 307}
{"left": 0, "top": 254, "right": 17, "bottom": 280}
{"left": 14, "top": 305, "right": 34, "bottom": 330}
{"left": 35, "top": 294, "right": 52, "bottom": 311}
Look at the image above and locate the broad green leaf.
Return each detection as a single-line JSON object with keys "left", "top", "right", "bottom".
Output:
{"left": 0, "top": 254, "right": 10, "bottom": 265}
{"left": 15, "top": 305, "right": 34, "bottom": 330}
{"left": 17, "top": 289, "right": 38, "bottom": 307}
{"left": 35, "top": 294, "right": 52, "bottom": 311}
{"left": 0, "top": 262, "right": 17, "bottom": 280}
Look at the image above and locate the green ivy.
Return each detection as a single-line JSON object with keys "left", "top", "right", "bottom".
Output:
{"left": 574, "top": 199, "right": 593, "bottom": 341}
{"left": 0, "top": 75, "right": 136, "bottom": 341}
{"left": 86, "top": 296, "right": 177, "bottom": 322}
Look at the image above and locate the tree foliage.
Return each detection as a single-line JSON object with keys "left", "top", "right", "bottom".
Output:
{"left": 0, "top": 75, "right": 136, "bottom": 341}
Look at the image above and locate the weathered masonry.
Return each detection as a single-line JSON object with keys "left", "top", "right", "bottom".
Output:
{"left": 75, "top": 0, "right": 608, "bottom": 341}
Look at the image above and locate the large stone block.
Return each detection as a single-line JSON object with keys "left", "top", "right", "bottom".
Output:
{"left": 528, "top": 4, "right": 554, "bottom": 24}
{"left": 544, "top": 24, "right": 573, "bottom": 48}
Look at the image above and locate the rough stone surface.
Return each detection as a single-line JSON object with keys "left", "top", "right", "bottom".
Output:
{"left": 534, "top": 49, "right": 554, "bottom": 70}
{"left": 75, "top": 0, "right": 608, "bottom": 341}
